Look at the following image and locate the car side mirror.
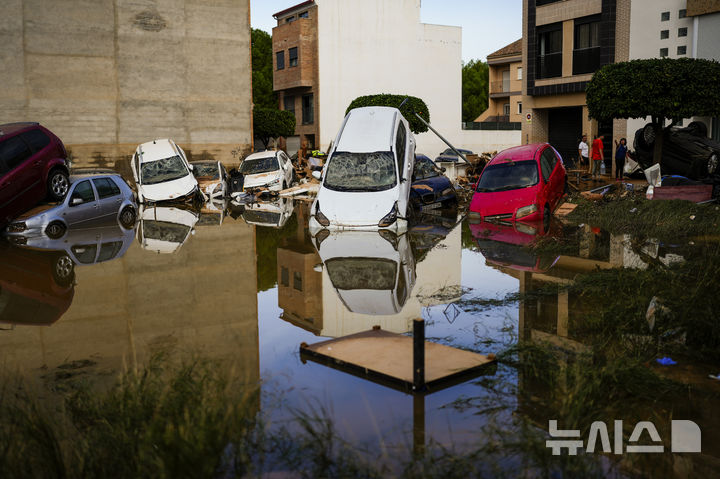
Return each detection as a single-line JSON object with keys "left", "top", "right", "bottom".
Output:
{"left": 312, "top": 170, "right": 322, "bottom": 181}
{"left": 71, "top": 197, "right": 83, "bottom": 206}
{"left": 188, "top": 164, "right": 194, "bottom": 171}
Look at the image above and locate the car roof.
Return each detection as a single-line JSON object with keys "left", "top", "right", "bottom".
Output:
{"left": 69, "top": 172, "right": 124, "bottom": 182}
{"left": 335, "top": 107, "right": 399, "bottom": 153}
{"left": 0, "top": 122, "right": 41, "bottom": 137}
{"left": 136, "top": 139, "right": 180, "bottom": 163}
{"left": 487, "top": 144, "right": 545, "bottom": 166}
{"left": 244, "top": 150, "right": 279, "bottom": 161}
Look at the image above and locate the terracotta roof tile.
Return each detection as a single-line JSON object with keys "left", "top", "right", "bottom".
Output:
{"left": 487, "top": 39, "right": 522, "bottom": 59}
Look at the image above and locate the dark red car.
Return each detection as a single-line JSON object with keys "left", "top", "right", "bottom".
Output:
{"left": 468, "top": 143, "right": 566, "bottom": 223}
{"left": 0, "top": 122, "right": 70, "bottom": 227}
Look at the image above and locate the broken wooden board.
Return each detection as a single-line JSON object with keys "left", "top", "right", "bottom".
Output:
{"left": 554, "top": 202, "right": 578, "bottom": 218}
{"left": 300, "top": 328, "right": 496, "bottom": 393}
{"left": 279, "top": 183, "right": 320, "bottom": 197}
{"left": 652, "top": 185, "right": 713, "bottom": 203}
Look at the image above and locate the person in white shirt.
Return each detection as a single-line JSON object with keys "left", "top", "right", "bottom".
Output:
{"left": 578, "top": 134, "right": 589, "bottom": 171}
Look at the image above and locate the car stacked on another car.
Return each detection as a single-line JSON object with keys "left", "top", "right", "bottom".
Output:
{"left": 191, "top": 160, "right": 229, "bottom": 199}
{"left": 0, "top": 122, "right": 70, "bottom": 228}
{"left": 131, "top": 139, "right": 200, "bottom": 203}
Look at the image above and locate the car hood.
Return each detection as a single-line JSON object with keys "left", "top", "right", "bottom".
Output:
{"left": 138, "top": 174, "right": 197, "bottom": 202}
{"left": 15, "top": 203, "right": 62, "bottom": 222}
{"left": 314, "top": 186, "right": 400, "bottom": 227}
{"left": 243, "top": 171, "right": 282, "bottom": 188}
{"left": 410, "top": 176, "right": 452, "bottom": 197}
{"left": 469, "top": 186, "right": 539, "bottom": 218}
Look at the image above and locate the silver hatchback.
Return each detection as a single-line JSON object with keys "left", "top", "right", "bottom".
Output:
{"left": 4, "top": 173, "right": 137, "bottom": 239}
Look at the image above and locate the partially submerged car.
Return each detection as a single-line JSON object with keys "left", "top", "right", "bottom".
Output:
{"left": 240, "top": 150, "right": 294, "bottom": 192}
{"left": 137, "top": 204, "right": 198, "bottom": 254}
{"left": 633, "top": 121, "right": 720, "bottom": 179}
{"left": 131, "top": 139, "right": 199, "bottom": 203}
{"left": 469, "top": 143, "right": 566, "bottom": 224}
{"left": 191, "top": 160, "right": 228, "bottom": 200}
{"left": 0, "top": 122, "right": 70, "bottom": 228}
{"left": 410, "top": 154, "right": 456, "bottom": 210}
{"left": 310, "top": 106, "right": 416, "bottom": 232}
{"left": 4, "top": 173, "right": 136, "bottom": 239}
{"left": 241, "top": 197, "right": 294, "bottom": 229}
{"left": 312, "top": 229, "right": 416, "bottom": 315}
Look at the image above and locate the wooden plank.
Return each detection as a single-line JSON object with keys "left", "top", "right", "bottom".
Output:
{"left": 652, "top": 185, "right": 713, "bottom": 203}
{"left": 554, "top": 202, "right": 578, "bottom": 217}
{"left": 300, "top": 328, "right": 495, "bottom": 391}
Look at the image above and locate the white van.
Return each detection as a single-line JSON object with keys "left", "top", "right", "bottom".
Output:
{"left": 309, "top": 107, "right": 415, "bottom": 232}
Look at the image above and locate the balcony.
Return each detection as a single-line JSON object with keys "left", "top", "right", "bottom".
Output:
{"left": 536, "top": 52, "right": 562, "bottom": 79}
{"left": 490, "top": 80, "right": 511, "bottom": 94}
{"left": 572, "top": 47, "right": 601, "bottom": 75}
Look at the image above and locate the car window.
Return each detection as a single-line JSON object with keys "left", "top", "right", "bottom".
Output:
{"left": 70, "top": 180, "right": 96, "bottom": 205}
{"left": 21, "top": 129, "right": 50, "bottom": 153}
{"left": 92, "top": 178, "right": 121, "bottom": 199}
{"left": 414, "top": 157, "right": 439, "bottom": 180}
{"left": 240, "top": 156, "right": 279, "bottom": 174}
{"left": 540, "top": 148, "right": 556, "bottom": 182}
{"left": 395, "top": 122, "right": 407, "bottom": 174}
{"left": 0, "top": 136, "right": 32, "bottom": 172}
{"left": 71, "top": 244, "right": 98, "bottom": 264}
{"left": 97, "top": 241, "right": 123, "bottom": 262}
{"left": 476, "top": 160, "right": 539, "bottom": 192}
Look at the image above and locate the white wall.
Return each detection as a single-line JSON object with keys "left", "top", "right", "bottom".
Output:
{"left": 315, "top": 0, "right": 463, "bottom": 157}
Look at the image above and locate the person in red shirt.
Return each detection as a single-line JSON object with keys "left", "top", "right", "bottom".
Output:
{"left": 590, "top": 134, "right": 604, "bottom": 179}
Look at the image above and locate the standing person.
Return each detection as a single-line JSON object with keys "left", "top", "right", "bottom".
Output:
{"left": 578, "top": 134, "right": 589, "bottom": 171}
{"left": 590, "top": 134, "right": 604, "bottom": 179}
{"left": 614, "top": 138, "right": 629, "bottom": 181}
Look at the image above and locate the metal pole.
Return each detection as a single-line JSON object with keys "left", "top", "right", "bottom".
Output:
{"left": 412, "top": 113, "right": 468, "bottom": 163}
{"left": 413, "top": 318, "right": 425, "bottom": 391}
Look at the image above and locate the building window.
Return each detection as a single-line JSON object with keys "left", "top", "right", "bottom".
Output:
{"left": 517, "top": 102, "right": 522, "bottom": 114}
{"left": 502, "top": 70, "right": 510, "bottom": 92}
{"left": 678, "top": 27, "right": 688, "bottom": 37}
{"left": 281, "top": 267, "right": 289, "bottom": 287}
{"left": 536, "top": 23, "right": 562, "bottom": 79}
{"left": 302, "top": 94, "right": 314, "bottom": 125}
{"left": 276, "top": 51, "right": 285, "bottom": 70}
{"left": 517, "top": 67, "right": 523, "bottom": 80}
{"left": 677, "top": 45, "right": 687, "bottom": 56}
{"left": 286, "top": 15, "right": 295, "bottom": 23}
{"left": 299, "top": 11, "right": 309, "bottom": 18}
{"left": 503, "top": 103, "right": 511, "bottom": 116}
{"left": 660, "top": 48, "right": 669, "bottom": 57}
{"left": 573, "top": 16, "right": 601, "bottom": 75}
{"left": 536, "top": 0, "right": 562, "bottom": 5}
{"left": 660, "top": 30, "right": 669, "bottom": 40}
{"left": 293, "top": 272, "right": 302, "bottom": 291}
{"left": 679, "top": 9, "right": 687, "bottom": 19}
{"left": 283, "top": 95, "right": 295, "bottom": 116}
{"left": 661, "top": 11, "right": 670, "bottom": 21}
{"left": 289, "top": 47, "right": 298, "bottom": 67}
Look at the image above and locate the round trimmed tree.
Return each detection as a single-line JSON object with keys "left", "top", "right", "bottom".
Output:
{"left": 253, "top": 108, "right": 296, "bottom": 150}
{"left": 345, "top": 94, "right": 430, "bottom": 134}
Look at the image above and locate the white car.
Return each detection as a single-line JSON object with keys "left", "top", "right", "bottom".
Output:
{"left": 131, "top": 139, "right": 200, "bottom": 203}
{"left": 137, "top": 204, "right": 198, "bottom": 254}
{"left": 312, "top": 229, "right": 416, "bottom": 315}
{"left": 191, "top": 161, "right": 228, "bottom": 199}
{"left": 309, "top": 107, "right": 415, "bottom": 232}
{"left": 241, "top": 197, "right": 294, "bottom": 229}
{"left": 240, "top": 150, "right": 294, "bottom": 192}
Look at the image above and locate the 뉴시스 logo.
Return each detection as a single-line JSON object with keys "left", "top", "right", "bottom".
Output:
{"left": 546, "top": 420, "right": 701, "bottom": 455}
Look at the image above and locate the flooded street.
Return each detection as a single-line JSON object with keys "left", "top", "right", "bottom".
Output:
{"left": 2, "top": 189, "right": 720, "bottom": 477}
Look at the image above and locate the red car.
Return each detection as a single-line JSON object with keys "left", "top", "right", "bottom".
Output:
{"left": 468, "top": 143, "right": 566, "bottom": 223}
{"left": 0, "top": 122, "right": 70, "bottom": 228}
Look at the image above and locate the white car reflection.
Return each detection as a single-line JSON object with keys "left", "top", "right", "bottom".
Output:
{"left": 137, "top": 205, "right": 198, "bottom": 254}
{"left": 312, "top": 230, "right": 416, "bottom": 315}
{"left": 197, "top": 199, "right": 227, "bottom": 227}
{"left": 241, "top": 197, "right": 294, "bottom": 229}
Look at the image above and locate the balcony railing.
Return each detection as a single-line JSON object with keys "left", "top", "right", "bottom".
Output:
{"left": 572, "top": 47, "right": 601, "bottom": 75}
{"left": 536, "top": 52, "right": 562, "bottom": 79}
{"left": 490, "top": 80, "right": 512, "bottom": 94}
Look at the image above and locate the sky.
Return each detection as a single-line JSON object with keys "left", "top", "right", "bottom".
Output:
{"left": 249, "top": 0, "right": 522, "bottom": 63}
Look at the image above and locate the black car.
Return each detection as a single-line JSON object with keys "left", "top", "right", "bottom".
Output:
{"left": 410, "top": 154, "right": 457, "bottom": 209}
{"left": 633, "top": 121, "right": 720, "bottom": 179}
{"left": 434, "top": 147, "right": 473, "bottom": 163}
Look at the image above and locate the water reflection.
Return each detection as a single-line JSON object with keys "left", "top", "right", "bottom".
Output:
{"left": 137, "top": 204, "right": 198, "bottom": 254}
{"left": 242, "top": 197, "right": 294, "bottom": 229}
{"left": 470, "top": 220, "right": 560, "bottom": 273}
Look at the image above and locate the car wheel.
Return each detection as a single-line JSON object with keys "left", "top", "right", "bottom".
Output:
{"left": 46, "top": 221, "right": 67, "bottom": 239}
{"left": 119, "top": 206, "right": 136, "bottom": 228}
{"left": 47, "top": 169, "right": 70, "bottom": 201}
{"left": 640, "top": 123, "right": 658, "bottom": 149}
{"left": 543, "top": 205, "right": 551, "bottom": 231}
{"left": 52, "top": 254, "right": 75, "bottom": 287}
{"left": 708, "top": 153, "right": 719, "bottom": 176}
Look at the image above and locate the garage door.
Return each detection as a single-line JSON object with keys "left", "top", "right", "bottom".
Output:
{"left": 548, "top": 107, "right": 583, "bottom": 168}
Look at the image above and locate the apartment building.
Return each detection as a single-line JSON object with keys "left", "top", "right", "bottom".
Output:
{"left": 476, "top": 39, "right": 523, "bottom": 124}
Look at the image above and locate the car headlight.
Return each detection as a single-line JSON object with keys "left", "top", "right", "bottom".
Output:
{"left": 516, "top": 204, "right": 538, "bottom": 219}
{"left": 315, "top": 202, "right": 330, "bottom": 227}
{"left": 6, "top": 222, "right": 27, "bottom": 233}
{"left": 708, "top": 153, "right": 718, "bottom": 175}
{"left": 378, "top": 202, "right": 398, "bottom": 227}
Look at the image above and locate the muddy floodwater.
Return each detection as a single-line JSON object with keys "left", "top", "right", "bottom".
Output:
{"left": 1, "top": 191, "right": 719, "bottom": 477}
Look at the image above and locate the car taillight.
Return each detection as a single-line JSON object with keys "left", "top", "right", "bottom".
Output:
{"left": 315, "top": 202, "right": 330, "bottom": 227}
{"left": 378, "top": 202, "right": 398, "bottom": 228}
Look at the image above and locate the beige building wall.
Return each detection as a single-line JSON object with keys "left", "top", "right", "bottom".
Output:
{"left": 0, "top": 0, "right": 253, "bottom": 168}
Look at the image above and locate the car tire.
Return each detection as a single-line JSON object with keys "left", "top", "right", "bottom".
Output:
{"left": 119, "top": 206, "right": 136, "bottom": 229}
{"left": 639, "top": 123, "right": 658, "bottom": 149}
{"left": 46, "top": 221, "right": 66, "bottom": 239}
{"left": 52, "top": 253, "right": 75, "bottom": 288}
{"left": 543, "top": 205, "right": 551, "bottom": 231}
{"left": 47, "top": 169, "right": 70, "bottom": 201}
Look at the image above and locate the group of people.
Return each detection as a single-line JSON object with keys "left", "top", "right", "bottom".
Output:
{"left": 577, "top": 134, "right": 633, "bottom": 181}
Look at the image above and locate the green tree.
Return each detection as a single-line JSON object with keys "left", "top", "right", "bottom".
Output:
{"left": 462, "top": 59, "right": 489, "bottom": 123}
{"left": 345, "top": 94, "right": 430, "bottom": 134}
{"left": 586, "top": 58, "right": 720, "bottom": 163}
{"left": 251, "top": 28, "right": 276, "bottom": 110}
{"left": 253, "top": 108, "right": 296, "bottom": 149}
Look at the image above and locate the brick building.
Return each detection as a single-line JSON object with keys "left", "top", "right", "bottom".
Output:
{"left": 476, "top": 39, "right": 523, "bottom": 124}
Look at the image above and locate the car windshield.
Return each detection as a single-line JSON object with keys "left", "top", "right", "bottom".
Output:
{"left": 140, "top": 156, "right": 189, "bottom": 185}
{"left": 324, "top": 151, "right": 396, "bottom": 192}
{"left": 414, "top": 157, "right": 440, "bottom": 180}
{"left": 476, "top": 160, "right": 539, "bottom": 192}
{"left": 192, "top": 162, "right": 218, "bottom": 179}
{"left": 241, "top": 156, "right": 278, "bottom": 175}
{"left": 325, "top": 258, "right": 397, "bottom": 290}
{"left": 143, "top": 221, "right": 191, "bottom": 243}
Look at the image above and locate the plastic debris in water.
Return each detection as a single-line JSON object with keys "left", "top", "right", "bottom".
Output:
{"left": 690, "top": 215, "right": 696, "bottom": 220}
{"left": 656, "top": 357, "right": 677, "bottom": 366}
{"left": 629, "top": 208, "right": 638, "bottom": 213}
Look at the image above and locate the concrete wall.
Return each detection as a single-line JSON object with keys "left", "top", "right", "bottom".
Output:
{"left": 696, "top": 12, "right": 720, "bottom": 59}
{"left": 315, "top": 0, "right": 463, "bottom": 158}
{"left": 0, "top": 0, "right": 253, "bottom": 167}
